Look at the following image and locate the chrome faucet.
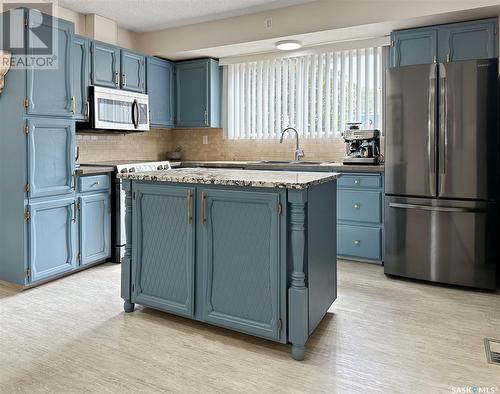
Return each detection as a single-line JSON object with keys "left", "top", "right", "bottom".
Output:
{"left": 280, "top": 127, "right": 304, "bottom": 161}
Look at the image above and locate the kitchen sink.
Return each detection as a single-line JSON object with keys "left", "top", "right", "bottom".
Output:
{"left": 254, "top": 160, "right": 326, "bottom": 165}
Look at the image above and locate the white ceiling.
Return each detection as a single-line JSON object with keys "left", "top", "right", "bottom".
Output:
{"left": 57, "top": 0, "right": 315, "bottom": 32}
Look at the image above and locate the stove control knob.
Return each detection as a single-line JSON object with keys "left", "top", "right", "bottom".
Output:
{"left": 129, "top": 168, "right": 135, "bottom": 173}
{"left": 157, "top": 164, "right": 163, "bottom": 170}
{"left": 120, "top": 168, "right": 128, "bottom": 173}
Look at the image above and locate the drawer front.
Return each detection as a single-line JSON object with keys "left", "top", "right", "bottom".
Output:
{"left": 338, "top": 225, "right": 382, "bottom": 261}
{"left": 338, "top": 173, "right": 382, "bottom": 189}
{"left": 338, "top": 190, "right": 382, "bottom": 224}
{"left": 78, "top": 174, "right": 111, "bottom": 193}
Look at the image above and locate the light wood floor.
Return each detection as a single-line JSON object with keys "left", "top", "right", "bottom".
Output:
{"left": 1, "top": 261, "right": 499, "bottom": 393}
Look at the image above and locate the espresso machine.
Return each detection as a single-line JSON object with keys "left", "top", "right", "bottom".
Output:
{"left": 342, "top": 123, "right": 381, "bottom": 164}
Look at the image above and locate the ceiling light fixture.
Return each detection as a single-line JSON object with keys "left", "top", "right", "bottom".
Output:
{"left": 275, "top": 40, "right": 302, "bottom": 51}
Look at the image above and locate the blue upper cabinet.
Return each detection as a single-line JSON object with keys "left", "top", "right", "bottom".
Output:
{"left": 91, "top": 41, "right": 121, "bottom": 88}
{"left": 26, "top": 15, "right": 74, "bottom": 117}
{"left": 27, "top": 117, "right": 75, "bottom": 199}
{"left": 391, "top": 27, "right": 438, "bottom": 67}
{"left": 438, "top": 18, "right": 498, "bottom": 62}
{"left": 121, "top": 50, "right": 146, "bottom": 93}
{"left": 72, "top": 35, "right": 90, "bottom": 121}
{"left": 146, "top": 57, "right": 174, "bottom": 127}
{"left": 391, "top": 18, "right": 498, "bottom": 67}
{"left": 175, "top": 58, "right": 222, "bottom": 128}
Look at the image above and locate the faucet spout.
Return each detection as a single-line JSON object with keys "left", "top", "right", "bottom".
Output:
{"left": 280, "top": 127, "right": 304, "bottom": 161}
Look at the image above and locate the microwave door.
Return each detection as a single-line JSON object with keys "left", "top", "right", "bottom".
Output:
{"left": 94, "top": 95, "right": 134, "bottom": 131}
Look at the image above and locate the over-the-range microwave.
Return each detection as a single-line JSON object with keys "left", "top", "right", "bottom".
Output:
{"left": 87, "top": 86, "right": 150, "bottom": 132}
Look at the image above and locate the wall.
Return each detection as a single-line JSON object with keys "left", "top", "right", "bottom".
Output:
{"left": 76, "top": 128, "right": 173, "bottom": 163}
{"left": 171, "top": 128, "right": 348, "bottom": 162}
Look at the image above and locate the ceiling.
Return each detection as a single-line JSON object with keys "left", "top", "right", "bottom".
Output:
{"left": 57, "top": 0, "right": 315, "bottom": 32}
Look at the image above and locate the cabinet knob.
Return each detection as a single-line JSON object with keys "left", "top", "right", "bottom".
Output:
{"left": 353, "top": 240, "right": 361, "bottom": 245}
{"left": 353, "top": 203, "right": 361, "bottom": 209}
{"left": 354, "top": 179, "right": 360, "bottom": 185}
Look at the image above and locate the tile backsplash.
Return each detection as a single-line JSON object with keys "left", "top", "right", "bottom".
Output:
{"left": 76, "top": 128, "right": 173, "bottom": 163}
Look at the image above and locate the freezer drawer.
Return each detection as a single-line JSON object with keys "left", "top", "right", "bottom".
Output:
{"left": 384, "top": 196, "right": 497, "bottom": 289}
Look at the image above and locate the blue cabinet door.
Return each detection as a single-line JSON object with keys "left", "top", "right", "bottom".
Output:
{"left": 198, "top": 188, "right": 282, "bottom": 341}
{"left": 390, "top": 27, "right": 438, "bottom": 67}
{"left": 91, "top": 41, "right": 120, "bottom": 88}
{"left": 121, "top": 50, "right": 146, "bottom": 93}
{"left": 175, "top": 59, "right": 221, "bottom": 128}
{"left": 28, "top": 197, "right": 77, "bottom": 283}
{"left": 27, "top": 117, "right": 75, "bottom": 199}
{"left": 79, "top": 193, "right": 111, "bottom": 266}
{"left": 72, "top": 35, "right": 90, "bottom": 121}
{"left": 26, "top": 16, "right": 74, "bottom": 117}
{"left": 132, "top": 183, "right": 195, "bottom": 318}
{"left": 146, "top": 57, "right": 174, "bottom": 127}
{"left": 439, "top": 19, "right": 498, "bottom": 62}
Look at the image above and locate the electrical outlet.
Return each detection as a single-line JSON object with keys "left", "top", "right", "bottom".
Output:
{"left": 203, "top": 135, "right": 209, "bottom": 145}
{"left": 265, "top": 17, "right": 272, "bottom": 29}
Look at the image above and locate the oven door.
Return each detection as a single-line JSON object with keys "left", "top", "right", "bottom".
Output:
{"left": 91, "top": 86, "right": 150, "bottom": 131}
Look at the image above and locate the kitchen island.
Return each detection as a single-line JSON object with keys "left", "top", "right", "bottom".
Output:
{"left": 119, "top": 168, "right": 340, "bottom": 360}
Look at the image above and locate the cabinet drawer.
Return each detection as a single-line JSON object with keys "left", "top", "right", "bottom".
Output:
{"left": 338, "top": 173, "right": 382, "bottom": 189}
{"left": 337, "top": 190, "right": 382, "bottom": 224}
{"left": 338, "top": 225, "right": 382, "bottom": 261}
{"left": 78, "top": 174, "right": 110, "bottom": 193}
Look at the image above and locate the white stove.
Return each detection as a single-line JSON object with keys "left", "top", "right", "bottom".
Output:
{"left": 116, "top": 161, "right": 172, "bottom": 174}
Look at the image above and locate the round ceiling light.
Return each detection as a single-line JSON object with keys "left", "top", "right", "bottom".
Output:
{"left": 275, "top": 40, "right": 302, "bottom": 51}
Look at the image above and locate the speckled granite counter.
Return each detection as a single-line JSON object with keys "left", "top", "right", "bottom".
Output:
{"left": 178, "top": 160, "right": 384, "bottom": 173}
{"left": 118, "top": 167, "right": 341, "bottom": 189}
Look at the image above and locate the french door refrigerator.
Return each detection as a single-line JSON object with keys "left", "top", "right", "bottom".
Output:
{"left": 385, "top": 59, "right": 499, "bottom": 289}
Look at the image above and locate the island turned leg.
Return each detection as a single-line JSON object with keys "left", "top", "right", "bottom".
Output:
{"left": 122, "top": 180, "right": 135, "bottom": 313}
{"left": 288, "top": 189, "right": 309, "bottom": 361}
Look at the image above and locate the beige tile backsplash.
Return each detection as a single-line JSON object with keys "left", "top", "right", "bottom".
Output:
{"left": 77, "top": 127, "right": 353, "bottom": 164}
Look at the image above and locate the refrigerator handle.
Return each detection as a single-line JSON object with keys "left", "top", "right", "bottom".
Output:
{"left": 439, "top": 63, "right": 448, "bottom": 176}
{"left": 389, "top": 202, "right": 484, "bottom": 214}
{"left": 428, "top": 63, "right": 437, "bottom": 196}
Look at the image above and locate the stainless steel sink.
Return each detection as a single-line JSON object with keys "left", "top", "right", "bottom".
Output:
{"left": 254, "top": 160, "right": 325, "bottom": 165}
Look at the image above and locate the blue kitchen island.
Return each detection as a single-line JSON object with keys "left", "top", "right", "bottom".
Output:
{"left": 119, "top": 168, "right": 340, "bottom": 360}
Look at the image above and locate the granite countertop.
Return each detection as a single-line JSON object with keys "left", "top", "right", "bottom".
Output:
{"left": 75, "top": 165, "right": 115, "bottom": 176}
{"left": 178, "top": 160, "right": 384, "bottom": 173}
{"left": 118, "top": 168, "right": 341, "bottom": 189}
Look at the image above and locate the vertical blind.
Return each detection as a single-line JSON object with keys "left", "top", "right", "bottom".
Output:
{"left": 225, "top": 46, "right": 384, "bottom": 139}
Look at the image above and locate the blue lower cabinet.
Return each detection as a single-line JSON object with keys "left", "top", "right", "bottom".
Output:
{"left": 337, "top": 172, "right": 384, "bottom": 263}
{"left": 198, "top": 188, "right": 282, "bottom": 341}
{"left": 338, "top": 224, "right": 382, "bottom": 261}
{"left": 132, "top": 183, "right": 195, "bottom": 318}
{"left": 79, "top": 193, "right": 111, "bottom": 266}
{"left": 28, "top": 197, "right": 77, "bottom": 283}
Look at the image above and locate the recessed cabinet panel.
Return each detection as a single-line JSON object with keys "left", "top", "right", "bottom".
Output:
{"left": 199, "top": 188, "right": 281, "bottom": 341}
{"left": 132, "top": 184, "right": 195, "bottom": 317}
{"left": 79, "top": 193, "right": 111, "bottom": 266}
{"left": 121, "top": 50, "right": 145, "bottom": 93}
{"left": 147, "top": 57, "right": 174, "bottom": 127}
{"left": 27, "top": 118, "right": 75, "bottom": 199}
{"left": 28, "top": 197, "right": 77, "bottom": 283}
{"left": 176, "top": 61, "right": 208, "bottom": 127}
{"left": 26, "top": 17, "right": 74, "bottom": 117}
{"left": 91, "top": 41, "right": 120, "bottom": 88}
{"left": 72, "top": 35, "right": 90, "bottom": 120}
{"left": 391, "top": 28, "right": 438, "bottom": 67}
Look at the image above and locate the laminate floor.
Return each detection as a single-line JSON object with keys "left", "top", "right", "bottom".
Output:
{"left": 1, "top": 261, "right": 499, "bottom": 393}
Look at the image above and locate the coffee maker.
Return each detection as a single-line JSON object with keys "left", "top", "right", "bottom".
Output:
{"left": 342, "top": 123, "right": 381, "bottom": 164}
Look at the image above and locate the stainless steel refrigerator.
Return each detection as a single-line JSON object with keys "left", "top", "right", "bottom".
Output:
{"left": 385, "top": 59, "right": 499, "bottom": 289}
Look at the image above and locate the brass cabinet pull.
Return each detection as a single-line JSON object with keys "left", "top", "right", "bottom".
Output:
{"left": 354, "top": 179, "right": 360, "bottom": 185}
{"left": 122, "top": 73, "right": 126, "bottom": 87}
{"left": 353, "top": 203, "right": 361, "bottom": 209}
{"left": 70, "top": 96, "right": 76, "bottom": 114}
{"left": 114, "top": 71, "right": 119, "bottom": 85}
{"left": 353, "top": 240, "right": 361, "bottom": 245}
{"left": 201, "top": 192, "right": 206, "bottom": 224}
{"left": 187, "top": 190, "right": 192, "bottom": 224}
{"left": 72, "top": 201, "right": 77, "bottom": 223}
{"left": 204, "top": 110, "right": 208, "bottom": 125}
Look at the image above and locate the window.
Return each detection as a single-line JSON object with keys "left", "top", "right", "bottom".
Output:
{"left": 224, "top": 46, "right": 384, "bottom": 139}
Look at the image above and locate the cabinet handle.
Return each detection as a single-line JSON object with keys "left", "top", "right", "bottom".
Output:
{"left": 354, "top": 179, "right": 360, "bottom": 185}
{"left": 187, "top": 190, "right": 192, "bottom": 224}
{"left": 446, "top": 53, "right": 450, "bottom": 62}
{"left": 204, "top": 110, "right": 208, "bottom": 125}
{"left": 70, "top": 96, "right": 76, "bottom": 114}
{"left": 71, "top": 172, "right": 76, "bottom": 190}
{"left": 353, "top": 203, "right": 361, "bottom": 209}
{"left": 201, "top": 192, "right": 206, "bottom": 224}
{"left": 114, "top": 71, "right": 119, "bottom": 85}
{"left": 122, "top": 73, "right": 126, "bottom": 87}
{"left": 91, "top": 181, "right": 100, "bottom": 187}
{"left": 84, "top": 101, "right": 89, "bottom": 118}
{"left": 72, "top": 201, "right": 77, "bottom": 223}
{"left": 353, "top": 240, "right": 361, "bottom": 246}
